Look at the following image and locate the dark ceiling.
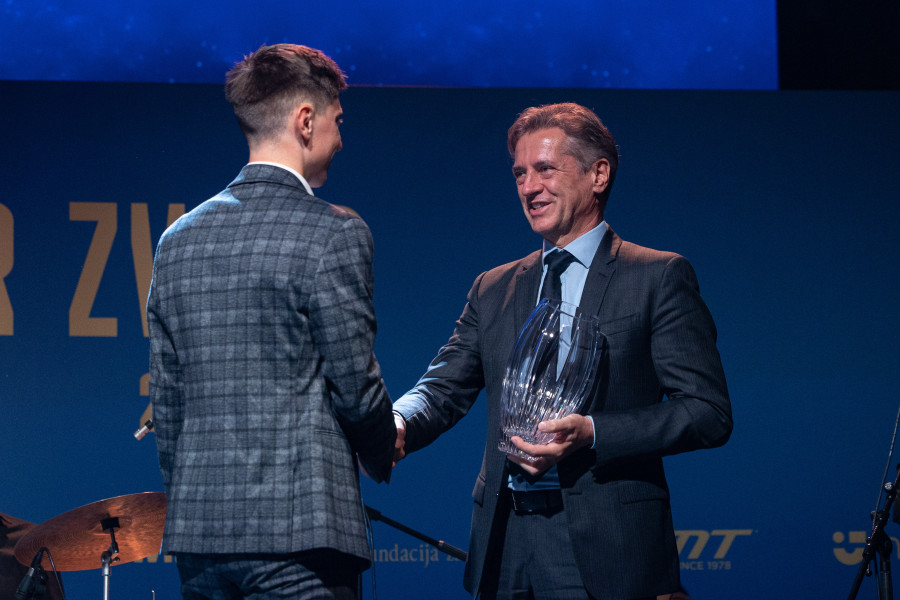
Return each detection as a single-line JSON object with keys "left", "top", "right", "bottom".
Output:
{"left": 778, "top": 0, "right": 900, "bottom": 90}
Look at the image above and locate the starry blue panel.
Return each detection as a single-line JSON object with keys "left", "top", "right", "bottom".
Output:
{"left": 0, "top": 1, "right": 777, "bottom": 89}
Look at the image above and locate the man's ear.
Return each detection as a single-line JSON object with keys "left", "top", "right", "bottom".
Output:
{"left": 591, "top": 158, "right": 611, "bottom": 195}
{"left": 295, "top": 103, "right": 315, "bottom": 144}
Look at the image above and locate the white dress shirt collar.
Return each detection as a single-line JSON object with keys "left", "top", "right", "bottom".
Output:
{"left": 247, "top": 161, "right": 314, "bottom": 196}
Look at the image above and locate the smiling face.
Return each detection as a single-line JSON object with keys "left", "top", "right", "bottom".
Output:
{"left": 512, "top": 127, "right": 610, "bottom": 247}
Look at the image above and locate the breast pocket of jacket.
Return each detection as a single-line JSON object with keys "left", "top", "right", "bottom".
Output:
{"left": 598, "top": 312, "right": 644, "bottom": 351}
{"left": 599, "top": 312, "right": 641, "bottom": 338}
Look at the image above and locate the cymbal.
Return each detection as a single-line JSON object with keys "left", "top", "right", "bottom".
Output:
{"left": 14, "top": 492, "right": 166, "bottom": 572}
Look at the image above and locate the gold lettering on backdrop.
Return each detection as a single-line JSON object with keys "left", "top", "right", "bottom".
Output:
{"left": 132, "top": 203, "right": 185, "bottom": 337}
{"left": 708, "top": 529, "right": 752, "bottom": 559}
{"left": 675, "top": 529, "right": 753, "bottom": 561}
{"left": 833, "top": 531, "right": 870, "bottom": 565}
{"left": 0, "top": 204, "right": 13, "bottom": 335}
{"left": 675, "top": 530, "right": 710, "bottom": 560}
{"left": 137, "top": 553, "right": 175, "bottom": 564}
{"left": 69, "top": 202, "right": 117, "bottom": 337}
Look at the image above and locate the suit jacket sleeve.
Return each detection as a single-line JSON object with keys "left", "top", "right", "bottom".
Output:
{"left": 590, "top": 255, "right": 732, "bottom": 468}
{"left": 393, "top": 273, "right": 487, "bottom": 453}
{"left": 309, "top": 216, "right": 396, "bottom": 482}
{"left": 147, "top": 239, "right": 182, "bottom": 489}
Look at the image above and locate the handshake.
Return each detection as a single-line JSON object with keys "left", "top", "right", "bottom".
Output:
{"left": 392, "top": 412, "right": 407, "bottom": 467}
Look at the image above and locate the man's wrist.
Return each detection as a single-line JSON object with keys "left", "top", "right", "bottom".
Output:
{"left": 587, "top": 415, "right": 597, "bottom": 449}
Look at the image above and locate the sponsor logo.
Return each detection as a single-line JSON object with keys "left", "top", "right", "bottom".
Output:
{"left": 675, "top": 529, "right": 752, "bottom": 571}
{"left": 374, "top": 544, "right": 458, "bottom": 568}
{"left": 833, "top": 531, "right": 900, "bottom": 565}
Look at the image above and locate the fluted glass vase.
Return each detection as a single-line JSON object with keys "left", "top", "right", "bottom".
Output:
{"left": 498, "top": 299, "right": 604, "bottom": 462}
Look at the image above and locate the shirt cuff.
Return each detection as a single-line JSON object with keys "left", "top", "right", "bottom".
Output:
{"left": 588, "top": 415, "right": 597, "bottom": 449}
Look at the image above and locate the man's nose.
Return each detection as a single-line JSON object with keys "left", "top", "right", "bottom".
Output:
{"left": 521, "top": 170, "right": 542, "bottom": 194}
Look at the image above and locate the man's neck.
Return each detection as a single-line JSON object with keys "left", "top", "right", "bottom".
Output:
{"left": 248, "top": 136, "right": 307, "bottom": 179}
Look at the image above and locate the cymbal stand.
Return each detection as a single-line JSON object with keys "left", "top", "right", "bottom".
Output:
{"left": 100, "top": 517, "right": 120, "bottom": 600}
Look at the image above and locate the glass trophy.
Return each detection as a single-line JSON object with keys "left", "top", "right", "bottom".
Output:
{"left": 498, "top": 299, "right": 605, "bottom": 461}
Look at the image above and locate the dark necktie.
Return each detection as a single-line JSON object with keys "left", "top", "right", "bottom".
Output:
{"left": 540, "top": 249, "right": 576, "bottom": 305}
{"left": 505, "top": 249, "right": 577, "bottom": 484}
{"left": 536, "top": 249, "right": 576, "bottom": 381}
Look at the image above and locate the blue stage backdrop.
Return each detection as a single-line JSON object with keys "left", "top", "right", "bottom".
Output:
{"left": 2, "top": 82, "right": 900, "bottom": 599}
{"left": 0, "top": 0, "right": 777, "bottom": 89}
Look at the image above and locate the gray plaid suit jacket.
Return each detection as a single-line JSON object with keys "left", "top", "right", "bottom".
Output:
{"left": 148, "top": 164, "right": 395, "bottom": 562}
{"left": 393, "top": 227, "right": 732, "bottom": 599}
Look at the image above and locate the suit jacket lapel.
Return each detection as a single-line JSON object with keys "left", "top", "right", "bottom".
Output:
{"left": 576, "top": 228, "right": 620, "bottom": 419}
{"left": 578, "top": 226, "right": 620, "bottom": 318}
{"left": 513, "top": 250, "right": 543, "bottom": 334}
{"left": 511, "top": 230, "right": 619, "bottom": 331}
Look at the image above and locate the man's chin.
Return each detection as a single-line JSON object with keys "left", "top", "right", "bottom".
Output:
{"left": 529, "top": 222, "right": 559, "bottom": 244}
{"left": 309, "top": 173, "right": 328, "bottom": 189}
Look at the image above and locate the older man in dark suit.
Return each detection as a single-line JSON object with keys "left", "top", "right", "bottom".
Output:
{"left": 148, "top": 44, "right": 396, "bottom": 599}
{"left": 393, "top": 103, "right": 732, "bottom": 600}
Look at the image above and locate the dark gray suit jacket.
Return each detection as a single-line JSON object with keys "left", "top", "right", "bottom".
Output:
{"left": 394, "top": 227, "right": 732, "bottom": 599}
{"left": 148, "top": 164, "right": 395, "bottom": 564}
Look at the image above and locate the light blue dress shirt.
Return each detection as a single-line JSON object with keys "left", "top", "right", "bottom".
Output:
{"left": 509, "top": 221, "right": 608, "bottom": 491}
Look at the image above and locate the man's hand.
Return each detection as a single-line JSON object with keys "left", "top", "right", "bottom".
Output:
{"left": 393, "top": 412, "right": 407, "bottom": 467}
{"left": 507, "top": 414, "right": 594, "bottom": 477}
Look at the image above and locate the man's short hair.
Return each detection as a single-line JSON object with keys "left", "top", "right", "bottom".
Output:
{"left": 225, "top": 44, "right": 347, "bottom": 142}
{"left": 507, "top": 103, "right": 619, "bottom": 202}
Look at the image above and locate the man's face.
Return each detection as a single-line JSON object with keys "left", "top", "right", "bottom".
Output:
{"left": 305, "top": 98, "right": 343, "bottom": 188}
{"left": 512, "top": 127, "right": 608, "bottom": 247}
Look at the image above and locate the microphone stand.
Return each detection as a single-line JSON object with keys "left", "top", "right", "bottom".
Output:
{"left": 15, "top": 548, "right": 47, "bottom": 600}
{"left": 364, "top": 506, "right": 467, "bottom": 561}
{"left": 848, "top": 401, "right": 900, "bottom": 600}
{"left": 848, "top": 467, "right": 899, "bottom": 600}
